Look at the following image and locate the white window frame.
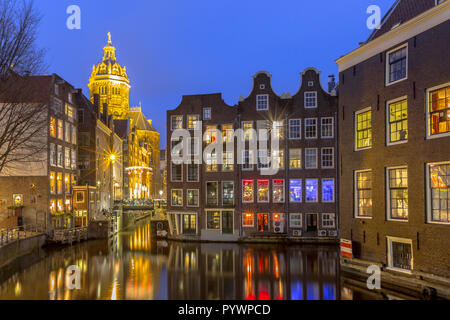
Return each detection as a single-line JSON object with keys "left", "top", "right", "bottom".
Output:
{"left": 170, "top": 115, "right": 183, "bottom": 131}
{"left": 187, "top": 114, "right": 200, "bottom": 130}
{"left": 289, "top": 119, "right": 302, "bottom": 140}
{"left": 242, "top": 180, "right": 254, "bottom": 203}
{"left": 206, "top": 181, "right": 219, "bottom": 206}
{"left": 242, "top": 121, "right": 254, "bottom": 141}
{"left": 386, "top": 96, "right": 408, "bottom": 146}
{"left": 355, "top": 107, "right": 372, "bottom": 151}
{"left": 186, "top": 164, "right": 199, "bottom": 182}
{"left": 386, "top": 236, "right": 413, "bottom": 273}
{"left": 321, "top": 213, "right": 336, "bottom": 229}
{"left": 305, "top": 148, "right": 318, "bottom": 169}
{"left": 289, "top": 213, "right": 303, "bottom": 228}
{"left": 272, "top": 179, "right": 285, "bottom": 204}
{"left": 386, "top": 166, "right": 409, "bottom": 222}
{"left": 304, "top": 118, "right": 318, "bottom": 139}
{"left": 242, "top": 150, "right": 254, "bottom": 171}
{"left": 354, "top": 169, "right": 373, "bottom": 219}
{"left": 171, "top": 163, "right": 183, "bottom": 182}
{"left": 305, "top": 179, "right": 319, "bottom": 203}
{"left": 188, "top": 137, "right": 200, "bottom": 156}
{"left": 257, "top": 180, "right": 270, "bottom": 203}
{"left": 321, "top": 147, "right": 335, "bottom": 169}
{"left": 242, "top": 212, "right": 255, "bottom": 227}
{"left": 304, "top": 91, "right": 318, "bottom": 108}
{"left": 186, "top": 189, "right": 199, "bottom": 207}
{"left": 256, "top": 94, "right": 269, "bottom": 111}
{"left": 426, "top": 161, "right": 450, "bottom": 225}
{"left": 171, "top": 189, "right": 183, "bottom": 207}
{"left": 203, "top": 108, "right": 211, "bottom": 120}
{"left": 386, "top": 43, "right": 408, "bottom": 86}
{"left": 321, "top": 117, "right": 334, "bottom": 138}
{"left": 426, "top": 82, "right": 450, "bottom": 140}
{"left": 222, "top": 181, "right": 235, "bottom": 206}
{"left": 322, "top": 178, "right": 335, "bottom": 203}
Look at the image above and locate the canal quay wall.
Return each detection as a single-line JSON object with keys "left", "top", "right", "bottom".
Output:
{"left": 0, "top": 234, "right": 46, "bottom": 279}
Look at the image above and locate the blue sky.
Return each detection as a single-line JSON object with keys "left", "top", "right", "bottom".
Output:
{"left": 34, "top": 0, "right": 395, "bottom": 147}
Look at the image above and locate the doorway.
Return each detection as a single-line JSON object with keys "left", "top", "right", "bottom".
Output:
{"left": 306, "top": 213, "right": 318, "bottom": 232}
{"left": 182, "top": 214, "right": 196, "bottom": 234}
{"left": 258, "top": 214, "right": 269, "bottom": 232}
{"left": 222, "top": 211, "right": 233, "bottom": 234}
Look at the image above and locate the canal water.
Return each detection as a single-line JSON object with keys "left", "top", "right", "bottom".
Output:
{"left": 0, "top": 219, "right": 399, "bottom": 300}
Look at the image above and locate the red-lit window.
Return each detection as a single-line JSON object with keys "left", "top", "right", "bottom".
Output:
{"left": 243, "top": 180, "right": 254, "bottom": 203}
{"left": 429, "top": 85, "right": 450, "bottom": 136}
{"left": 257, "top": 180, "right": 269, "bottom": 203}
{"left": 242, "top": 213, "right": 254, "bottom": 227}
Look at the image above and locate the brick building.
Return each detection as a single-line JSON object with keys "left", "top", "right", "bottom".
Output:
{"left": 166, "top": 68, "right": 338, "bottom": 241}
{"left": 337, "top": 0, "right": 450, "bottom": 292}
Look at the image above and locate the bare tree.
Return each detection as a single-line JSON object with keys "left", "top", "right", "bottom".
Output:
{"left": 0, "top": 0, "right": 48, "bottom": 175}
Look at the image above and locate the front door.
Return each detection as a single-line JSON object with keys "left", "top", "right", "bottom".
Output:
{"left": 258, "top": 214, "right": 269, "bottom": 232}
{"left": 182, "top": 214, "right": 196, "bottom": 234}
{"left": 306, "top": 214, "right": 318, "bottom": 232}
{"left": 222, "top": 211, "right": 233, "bottom": 234}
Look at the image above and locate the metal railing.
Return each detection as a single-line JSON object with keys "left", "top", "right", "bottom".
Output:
{"left": 52, "top": 227, "right": 88, "bottom": 244}
{"left": 0, "top": 224, "right": 46, "bottom": 246}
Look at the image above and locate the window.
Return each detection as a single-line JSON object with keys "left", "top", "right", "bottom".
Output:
{"left": 206, "top": 182, "right": 218, "bottom": 206}
{"left": 387, "top": 167, "right": 409, "bottom": 220}
{"left": 256, "top": 94, "right": 269, "bottom": 111}
{"left": 321, "top": 117, "right": 334, "bottom": 138}
{"left": 50, "top": 117, "right": 56, "bottom": 137}
{"left": 308, "top": 81, "right": 314, "bottom": 87}
{"left": 171, "top": 189, "right": 183, "bottom": 206}
{"left": 187, "top": 164, "right": 199, "bottom": 182}
{"left": 305, "top": 92, "right": 317, "bottom": 108}
{"left": 222, "top": 152, "right": 234, "bottom": 171}
{"left": 242, "top": 121, "right": 253, "bottom": 141}
{"left": 57, "top": 120, "right": 64, "bottom": 140}
{"left": 322, "top": 179, "right": 335, "bottom": 202}
{"left": 71, "top": 149, "right": 76, "bottom": 170}
{"left": 322, "top": 214, "right": 335, "bottom": 228}
{"left": 206, "top": 152, "right": 218, "bottom": 172}
{"left": 222, "top": 124, "right": 233, "bottom": 143}
{"left": 75, "top": 191, "right": 84, "bottom": 203}
{"left": 171, "top": 116, "right": 183, "bottom": 130}
{"left": 273, "top": 180, "right": 285, "bottom": 203}
{"left": 290, "top": 214, "right": 302, "bottom": 228}
{"left": 289, "top": 119, "right": 301, "bottom": 139}
{"left": 222, "top": 182, "right": 234, "bottom": 205}
{"left": 65, "top": 122, "right": 71, "bottom": 143}
{"left": 57, "top": 173, "right": 63, "bottom": 194}
{"left": 356, "top": 109, "right": 372, "bottom": 150}
{"left": 289, "top": 180, "right": 302, "bottom": 203}
{"left": 273, "top": 121, "right": 285, "bottom": 139}
{"left": 289, "top": 149, "right": 301, "bottom": 169}
{"left": 57, "top": 145, "right": 63, "bottom": 167}
{"left": 242, "top": 180, "right": 254, "bottom": 203}
{"left": 386, "top": 98, "right": 408, "bottom": 144}
{"left": 258, "top": 150, "right": 269, "bottom": 169}
{"left": 355, "top": 170, "right": 373, "bottom": 217}
{"left": 242, "top": 150, "right": 254, "bottom": 170}
{"left": 321, "top": 148, "right": 334, "bottom": 169}
{"left": 305, "top": 179, "right": 318, "bottom": 202}
{"left": 203, "top": 108, "right": 211, "bottom": 120}
{"left": 65, "top": 104, "right": 74, "bottom": 120}
{"left": 427, "top": 162, "right": 450, "bottom": 223}
{"left": 272, "top": 150, "right": 284, "bottom": 169}
{"left": 242, "top": 213, "right": 254, "bottom": 227}
{"left": 171, "top": 163, "right": 182, "bottom": 182}
{"left": 428, "top": 84, "right": 450, "bottom": 137}
{"left": 387, "top": 237, "right": 413, "bottom": 271}
{"left": 206, "top": 211, "right": 221, "bottom": 229}
{"left": 387, "top": 45, "right": 407, "bottom": 84}
{"left": 305, "top": 118, "right": 317, "bottom": 139}
{"left": 65, "top": 174, "right": 71, "bottom": 194}
{"left": 50, "top": 172, "right": 56, "bottom": 194}
{"left": 50, "top": 144, "right": 56, "bottom": 167}
{"left": 257, "top": 180, "right": 269, "bottom": 203}
{"left": 305, "top": 148, "right": 318, "bottom": 169}
{"left": 187, "top": 115, "right": 200, "bottom": 130}
{"left": 71, "top": 125, "right": 77, "bottom": 145}
{"left": 205, "top": 126, "right": 218, "bottom": 144}
{"left": 187, "top": 189, "right": 199, "bottom": 207}
{"left": 65, "top": 147, "right": 71, "bottom": 169}
{"left": 188, "top": 137, "right": 200, "bottom": 156}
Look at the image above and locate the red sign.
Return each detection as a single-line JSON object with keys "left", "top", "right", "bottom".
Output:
{"left": 340, "top": 239, "right": 353, "bottom": 258}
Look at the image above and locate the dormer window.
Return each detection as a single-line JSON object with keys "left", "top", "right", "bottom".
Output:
{"left": 256, "top": 94, "right": 269, "bottom": 111}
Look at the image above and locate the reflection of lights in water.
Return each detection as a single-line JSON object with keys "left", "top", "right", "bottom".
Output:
{"left": 14, "top": 282, "right": 22, "bottom": 297}
{"left": 111, "top": 280, "right": 118, "bottom": 300}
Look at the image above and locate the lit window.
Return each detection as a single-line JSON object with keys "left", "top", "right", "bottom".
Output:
{"left": 321, "top": 148, "right": 334, "bottom": 169}
{"left": 305, "top": 179, "right": 318, "bottom": 202}
{"left": 387, "top": 45, "right": 407, "bottom": 84}
{"left": 222, "top": 182, "right": 234, "bottom": 205}
{"left": 258, "top": 150, "right": 269, "bottom": 169}
{"left": 242, "top": 121, "right": 254, "bottom": 141}
{"left": 257, "top": 180, "right": 269, "bottom": 203}
{"left": 305, "top": 148, "right": 318, "bottom": 169}
{"left": 355, "top": 109, "right": 372, "bottom": 150}
{"left": 242, "top": 180, "right": 254, "bottom": 203}
{"left": 171, "top": 189, "right": 183, "bottom": 206}
{"left": 355, "top": 170, "right": 372, "bottom": 217}
{"left": 50, "top": 144, "right": 56, "bottom": 167}
{"left": 65, "top": 122, "right": 71, "bottom": 143}
{"left": 289, "top": 119, "right": 302, "bottom": 139}
{"left": 387, "top": 167, "right": 408, "bottom": 220}
{"left": 71, "top": 125, "right": 77, "bottom": 145}
{"left": 305, "top": 118, "right": 317, "bottom": 139}
{"left": 322, "top": 213, "right": 335, "bottom": 228}
{"left": 322, "top": 179, "right": 335, "bottom": 202}
{"left": 171, "top": 115, "right": 183, "bottom": 130}
{"left": 289, "top": 149, "right": 301, "bottom": 169}
{"left": 256, "top": 94, "right": 269, "bottom": 111}
{"left": 305, "top": 92, "right": 317, "bottom": 108}
{"left": 428, "top": 84, "right": 450, "bottom": 137}
{"left": 65, "top": 104, "right": 74, "bottom": 120}
{"left": 289, "top": 180, "right": 302, "bottom": 203}
{"left": 205, "top": 126, "right": 218, "bottom": 144}
{"left": 272, "top": 150, "right": 284, "bottom": 169}
{"left": 171, "top": 163, "right": 182, "bottom": 182}
{"left": 242, "top": 150, "right": 254, "bottom": 170}
{"left": 57, "top": 120, "right": 64, "bottom": 140}
{"left": 206, "top": 182, "right": 218, "bottom": 206}
{"left": 50, "top": 172, "right": 56, "bottom": 194}
{"left": 242, "top": 213, "right": 254, "bottom": 227}
{"left": 65, "top": 174, "right": 71, "bottom": 194}
{"left": 75, "top": 191, "right": 84, "bottom": 203}
{"left": 57, "top": 173, "right": 63, "bottom": 194}
{"left": 222, "top": 152, "right": 234, "bottom": 171}
{"left": 273, "top": 180, "right": 285, "bottom": 203}
{"left": 206, "top": 211, "right": 221, "bottom": 229}
{"left": 388, "top": 99, "right": 408, "bottom": 143}
{"left": 57, "top": 145, "right": 63, "bottom": 167}
{"left": 65, "top": 147, "right": 71, "bottom": 169}
{"left": 187, "top": 164, "right": 198, "bottom": 182}
{"left": 187, "top": 189, "right": 199, "bottom": 207}
{"left": 427, "top": 162, "right": 450, "bottom": 223}
{"left": 187, "top": 115, "right": 200, "bottom": 130}
{"left": 203, "top": 108, "right": 211, "bottom": 120}
{"left": 321, "top": 117, "right": 334, "bottom": 138}
{"left": 206, "top": 152, "right": 218, "bottom": 172}
{"left": 50, "top": 117, "right": 56, "bottom": 137}
{"left": 387, "top": 237, "right": 412, "bottom": 271}
{"left": 290, "top": 213, "right": 302, "bottom": 228}
{"left": 273, "top": 121, "right": 285, "bottom": 139}
{"left": 222, "top": 124, "right": 233, "bottom": 143}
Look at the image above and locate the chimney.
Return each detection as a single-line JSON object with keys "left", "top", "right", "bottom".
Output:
{"left": 93, "top": 94, "right": 100, "bottom": 118}
{"left": 328, "top": 75, "right": 336, "bottom": 93}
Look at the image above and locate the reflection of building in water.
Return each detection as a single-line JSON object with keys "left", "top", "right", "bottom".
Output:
{"left": 166, "top": 244, "right": 340, "bottom": 300}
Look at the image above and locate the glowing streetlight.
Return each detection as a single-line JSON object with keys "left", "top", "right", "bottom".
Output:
{"left": 110, "top": 154, "right": 116, "bottom": 163}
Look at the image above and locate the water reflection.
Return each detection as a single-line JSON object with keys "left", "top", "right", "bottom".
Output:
{"left": 0, "top": 220, "right": 399, "bottom": 300}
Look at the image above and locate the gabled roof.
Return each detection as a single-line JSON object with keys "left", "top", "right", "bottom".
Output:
{"left": 367, "top": 0, "right": 437, "bottom": 42}
{"left": 128, "top": 109, "right": 157, "bottom": 132}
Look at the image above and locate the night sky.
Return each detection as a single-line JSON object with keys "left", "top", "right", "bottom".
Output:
{"left": 34, "top": 0, "right": 395, "bottom": 147}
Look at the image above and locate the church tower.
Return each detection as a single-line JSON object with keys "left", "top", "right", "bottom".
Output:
{"left": 88, "top": 33, "right": 131, "bottom": 119}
